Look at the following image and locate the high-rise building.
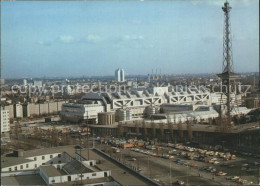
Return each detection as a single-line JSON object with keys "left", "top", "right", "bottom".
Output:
{"left": 120, "top": 69, "right": 125, "bottom": 82}
{"left": 23, "top": 79, "right": 27, "bottom": 86}
{"left": 115, "top": 68, "right": 125, "bottom": 82}
{"left": 1, "top": 108, "right": 10, "bottom": 134}
{"left": 115, "top": 68, "right": 121, "bottom": 82}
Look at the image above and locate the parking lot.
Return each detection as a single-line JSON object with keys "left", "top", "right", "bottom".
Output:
{"left": 97, "top": 139, "right": 259, "bottom": 185}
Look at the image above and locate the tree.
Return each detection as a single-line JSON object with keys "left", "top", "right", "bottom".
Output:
{"left": 142, "top": 120, "right": 147, "bottom": 137}
{"left": 159, "top": 123, "right": 164, "bottom": 139}
{"left": 14, "top": 122, "right": 21, "bottom": 139}
{"left": 61, "top": 132, "right": 72, "bottom": 145}
{"left": 50, "top": 127, "right": 59, "bottom": 146}
{"left": 135, "top": 121, "right": 140, "bottom": 135}
{"left": 168, "top": 123, "right": 174, "bottom": 141}
{"left": 177, "top": 121, "right": 183, "bottom": 140}
{"left": 46, "top": 129, "right": 52, "bottom": 147}
{"left": 187, "top": 120, "right": 193, "bottom": 141}
{"left": 118, "top": 123, "right": 124, "bottom": 137}
{"left": 151, "top": 120, "right": 156, "bottom": 139}
{"left": 167, "top": 113, "right": 174, "bottom": 140}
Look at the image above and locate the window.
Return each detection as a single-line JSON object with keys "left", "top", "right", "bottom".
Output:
{"left": 50, "top": 155, "right": 53, "bottom": 158}
{"left": 20, "top": 165, "right": 23, "bottom": 169}
{"left": 26, "top": 164, "right": 29, "bottom": 168}
{"left": 15, "top": 166, "right": 17, "bottom": 171}
{"left": 34, "top": 157, "right": 37, "bottom": 161}
{"left": 42, "top": 163, "right": 45, "bottom": 165}
{"left": 35, "top": 164, "right": 37, "bottom": 168}
{"left": 9, "top": 168, "right": 12, "bottom": 171}
{"left": 58, "top": 160, "right": 61, "bottom": 164}
{"left": 58, "top": 154, "right": 61, "bottom": 158}
{"left": 42, "top": 156, "right": 45, "bottom": 160}
{"left": 92, "top": 173, "right": 96, "bottom": 176}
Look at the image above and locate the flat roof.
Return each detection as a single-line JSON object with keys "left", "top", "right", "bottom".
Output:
{"left": 1, "top": 174, "right": 47, "bottom": 185}
{"left": 41, "top": 165, "right": 65, "bottom": 177}
{"left": 2, "top": 146, "right": 76, "bottom": 168}
{"left": 80, "top": 149, "right": 151, "bottom": 186}
{"left": 1, "top": 157, "right": 34, "bottom": 168}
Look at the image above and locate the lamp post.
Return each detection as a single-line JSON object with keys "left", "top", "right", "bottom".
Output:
{"left": 170, "top": 161, "right": 172, "bottom": 186}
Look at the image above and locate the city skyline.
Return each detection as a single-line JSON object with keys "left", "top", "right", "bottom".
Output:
{"left": 1, "top": 0, "right": 259, "bottom": 79}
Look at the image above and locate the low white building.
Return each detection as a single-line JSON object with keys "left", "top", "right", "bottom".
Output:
{"left": 61, "top": 102, "right": 105, "bottom": 123}
{"left": 1, "top": 146, "right": 113, "bottom": 185}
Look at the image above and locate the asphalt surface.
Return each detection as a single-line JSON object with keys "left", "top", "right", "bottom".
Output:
{"left": 97, "top": 143, "right": 259, "bottom": 186}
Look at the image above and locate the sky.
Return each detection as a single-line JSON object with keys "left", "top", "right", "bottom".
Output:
{"left": 1, "top": 0, "right": 259, "bottom": 79}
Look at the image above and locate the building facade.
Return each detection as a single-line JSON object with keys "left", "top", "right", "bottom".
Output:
{"left": 1, "top": 108, "right": 10, "bottom": 134}
{"left": 115, "top": 68, "right": 125, "bottom": 82}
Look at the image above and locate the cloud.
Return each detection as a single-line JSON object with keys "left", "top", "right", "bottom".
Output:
{"left": 38, "top": 41, "right": 52, "bottom": 46}
{"left": 58, "top": 35, "right": 74, "bottom": 43}
{"left": 84, "top": 34, "right": 102, "bottom": 43}
{"left": 123, "top": 35, "right": 144, "bottom": 41}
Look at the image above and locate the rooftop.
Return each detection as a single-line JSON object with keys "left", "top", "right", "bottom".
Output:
{"left": 1, "top": 145, "right": 76, "bottom": 168}
{"left": 1, "top": 174, "right": 46, "bottom": 185}
{"left": 41, "top": 165, "right": 65, "bottom": 177}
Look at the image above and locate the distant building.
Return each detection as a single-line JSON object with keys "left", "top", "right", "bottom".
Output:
{"left": 61, "top": 96, "right": 105, "bottom": 123}
{"left": 120, "top": 69, "right": 125, "bottom": 82}
{"left": 34, "top": 80, "right": 43, "bottom": 87}
{"left": 23, "top": 101, "right": 67, "bottom": 117}
{"left": 23, "top": 79, "right": 27, "bottom": 86}
{"left": 14, "top": 103, "right": 23, "bottom": 118}
{"left": 115, "top": 68, "right": 125, "bottom": 82}
{"left": 1, "top": 108, "right": 10, "bottom": 134}
{"left": 0, "top": 79, "right": 5, "bottom": 84}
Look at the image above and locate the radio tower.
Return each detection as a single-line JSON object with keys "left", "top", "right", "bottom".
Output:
{"left": 217, "top": 1, "right": 239, "bottom": 128}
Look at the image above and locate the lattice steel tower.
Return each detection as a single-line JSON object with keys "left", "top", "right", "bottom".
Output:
{"left": 217, "top": 1, "right": 239, "bottom": 126}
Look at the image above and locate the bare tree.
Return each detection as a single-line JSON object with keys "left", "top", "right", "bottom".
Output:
{"left": 187, "top": 120, "right": 193, "bottom": 141}
{"left": 50, "top": 127, "right": 59, "bottom": 146}
{"left": 167, "top": 115, "right": 174, "bottom": 141}
{"left": 159, "top": 123, "right": 164, "bottom": 138}
{"left": 118, "top": 123, "right": 124, "bottom": 137}
{"left": 46, "top": 129, "right": 52, "bottom": 147}
{"left": 215, "top": 117, "right": 231, "bottom": 133}
{"left": 14, "top": 122, "right": 21, "bottom": 139}
{"left": 177, "top": 121, "right": 183, "bottom": 140}
{"left": 142, "top": 119, "right": 147, "bottom": 137}
{"left": 151, "top": 120, "right": 156, "bottom": 139}
{"left": 135, "top": 121, "right": 140, "bottom": 135}
{"left": 61, "top": 132, "right": 72, "bottom": 145}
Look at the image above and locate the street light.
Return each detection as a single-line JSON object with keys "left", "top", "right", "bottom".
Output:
{"left": 170, "top": 161, "right": 172, "bottom": 186}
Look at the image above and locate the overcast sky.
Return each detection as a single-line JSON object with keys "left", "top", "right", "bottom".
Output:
{"left": 1, "top": 0, "right": 259, "bottom": 79}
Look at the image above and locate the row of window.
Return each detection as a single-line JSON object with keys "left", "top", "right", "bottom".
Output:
{"left": 33, "top": 153, "right": 61, "bottom": 161}
{"left": 8, "top": 153, "right": 63, "bottom": 172}
{"left": 9, "top": 160, "right": 62, "bottom": 172}
{"left": 9, "top": 164, "right": 30, "bottom": 171}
